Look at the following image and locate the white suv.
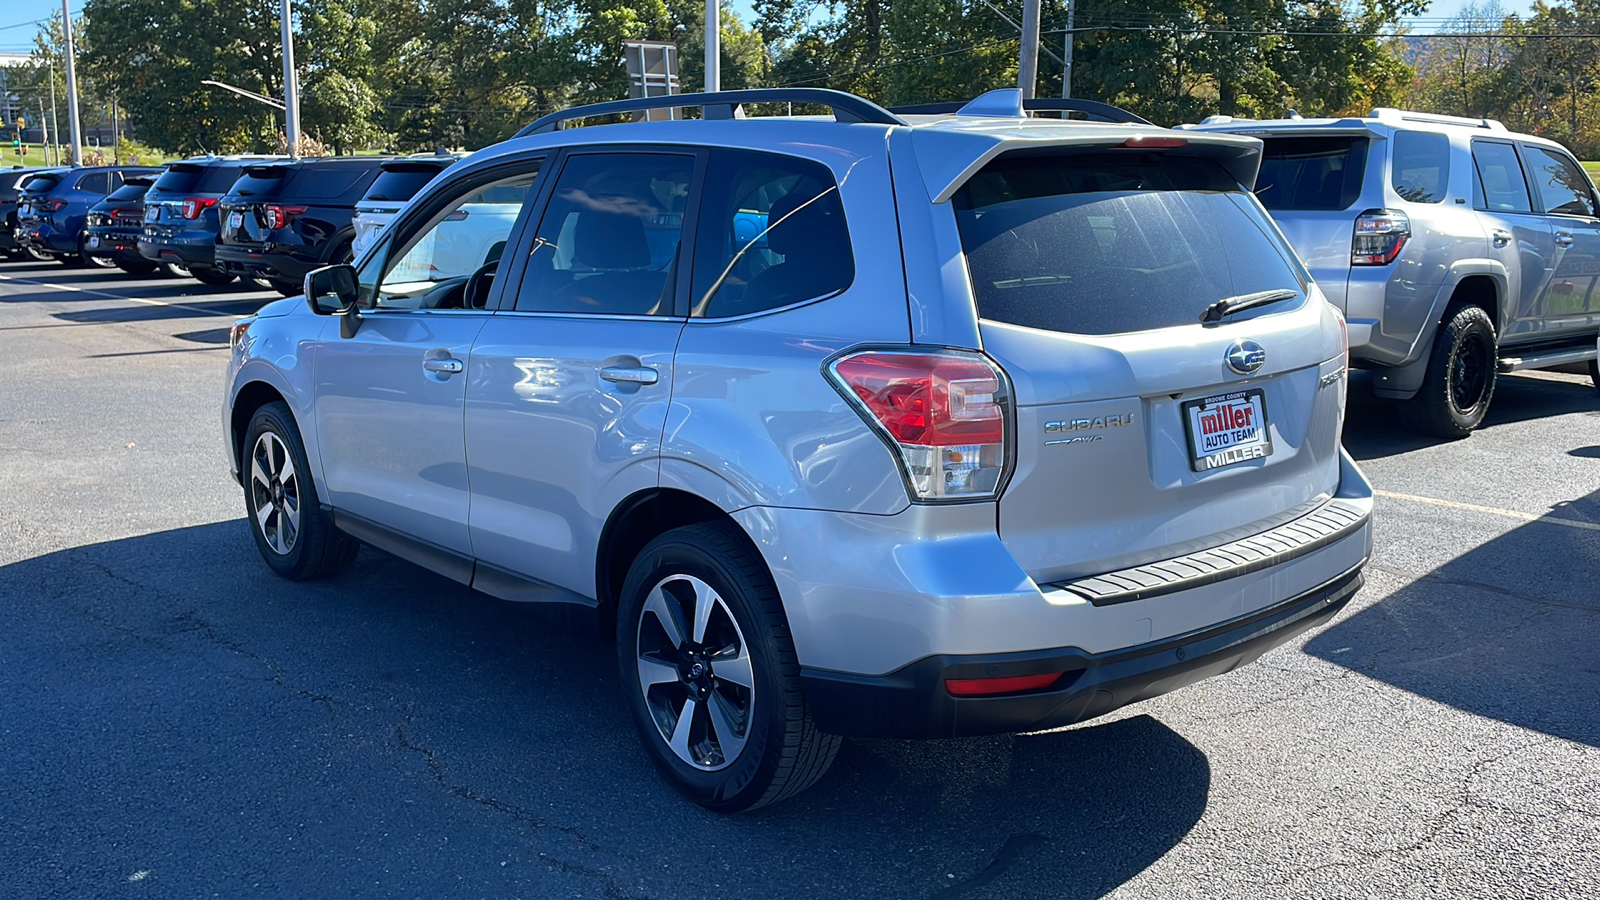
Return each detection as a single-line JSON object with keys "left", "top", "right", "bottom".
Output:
{"left": 225, "top": 88, "right": 1372, "bottom": 811}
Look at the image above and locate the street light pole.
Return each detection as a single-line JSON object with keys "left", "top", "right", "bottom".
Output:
{"left": 61, "top": 0, "right": 83, "bottom": 165}
{"left": 281, "top": 0, "right": 301, "bottom": 157}
{"left": 1017, "top": 0, "right": 1040, "bottom": 99}
{"left": 705, "top": 0, "right": 719, "bottom": 93}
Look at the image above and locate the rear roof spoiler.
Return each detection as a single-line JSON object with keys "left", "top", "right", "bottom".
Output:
{"left": 891, "top": 92, "right": 1153, "bottom": 126}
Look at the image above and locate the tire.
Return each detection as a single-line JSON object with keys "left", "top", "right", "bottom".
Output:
{"left": 267, "top": 278, "right": 301, "bottom": 297}
{"left": 115, "top": 258, "right": 159, "bottom": 276}
{"left": 617, "top": 521, "right": 840, "bottom": 813}
{"left": 158, "top": 261, "right": 192, "bottom": 278}
{"left": 21, "top": 244, "right": 53, "bottom": 263}
{"left": 190, "top": 265, "right": 236, "bottom": 286}
{"left": 330, "top": 238, "right": 355, "bottom": 266}
{"left": 241, "top": 401, "right": 359, "bottom": 580}
{"left": 1398, "top": 305, "right": 1498, "bottom": 439}
{"left": 1589, "top": 358, "right": 1599, "bottom": 398}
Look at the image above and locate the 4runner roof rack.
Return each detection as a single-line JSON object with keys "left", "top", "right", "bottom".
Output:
{"left": 1369, "top": 108, "right": 1506, "bottom": 131}
{"left": 513, "top": 89, "right": 906, "bottom": 137}
{"left": 891, "top": 93, "right": 1153, "bottom": 126}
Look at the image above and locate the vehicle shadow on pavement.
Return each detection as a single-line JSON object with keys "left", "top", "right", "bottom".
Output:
{"left": 2, "top": 521, "right": 1208, "bottom": 899}
{"left": 1343, "top": 372, "right": 1600, "bottom": 462}
{"left": 50, "top": 300, "right": 271, "bottom": 324}
{"left": 1304, "top": 489, "right": 1600, "bottom": 749}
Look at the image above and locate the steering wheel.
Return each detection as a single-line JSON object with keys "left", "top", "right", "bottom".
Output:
{"left": 464, "top": 258, "right": 499, "bottom": 309}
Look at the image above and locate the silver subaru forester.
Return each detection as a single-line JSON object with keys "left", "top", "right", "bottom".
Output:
{"left": 224, "top": 88, "right": 1373, "bottom": 811}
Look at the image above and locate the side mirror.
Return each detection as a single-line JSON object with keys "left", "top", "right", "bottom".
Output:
{"left": 304, "top": 264, "right": 363, "bottom": 338}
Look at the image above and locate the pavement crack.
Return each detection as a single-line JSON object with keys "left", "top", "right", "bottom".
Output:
{"left": 926, "top": 833, "right": 1048, "bottom": 899}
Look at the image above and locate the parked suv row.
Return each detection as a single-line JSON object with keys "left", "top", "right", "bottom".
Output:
{"left": 16, "top": 165, "right": 163, "bottom": 266}
{"left": 140, "top": 155, "right": 285, "bottom": 285}
{"left": 1187, "top": 108, "right": 1600, "bottom": 436}
{"left": 226, "top": 88, "right": 1373, "bottom": 811}
{"left": 2, "top": 167, "right": 66, "bottom": 260}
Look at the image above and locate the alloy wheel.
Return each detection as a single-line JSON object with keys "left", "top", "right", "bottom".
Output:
{"left": 1450, "top": 331, "right": 1491, "bottom": 413}
{"left": 634, "top": 574, "right": 756, "bottom": 771}
{"left": 250, "top": 431, "right": 301, "bottom": 555}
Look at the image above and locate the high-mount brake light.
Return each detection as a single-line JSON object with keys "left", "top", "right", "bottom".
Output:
{"left": 181, "top": 197, "right": 217, "bottom": 220}
{"left": 827, "top": 350, "right": 1010, "bottom": 501}
{"left": 1352, "top": 208, "right": 1410, "bottom": 265}
{"left": 263, "top": 204, "right": 308, "bottom": 230}
{"left": 1119, "top": 136, "right": 1187, "bottom": 149}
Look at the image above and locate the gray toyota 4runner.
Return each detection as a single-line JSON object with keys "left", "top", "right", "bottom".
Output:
{"left": 225, "top": 88, "right": 1373, "bottom": 811}
{"left": 1186, "top": 108, "right": 1600, "bottom": 437}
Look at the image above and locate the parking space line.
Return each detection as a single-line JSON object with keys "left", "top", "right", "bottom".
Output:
{"left": 0, "top": 272, "right": 254, "bottom": 318}
{"left": 1376, "top": 489, "right": 1600, "bottom": 532}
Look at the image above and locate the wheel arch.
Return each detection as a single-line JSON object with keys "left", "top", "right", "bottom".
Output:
{"left": 1444, "top": 272, "right": 1501, "bottom": 333}
{"left": 596, "top": 488, "right": 772, "bottom": 624}
{"left": 230, "top": 379, "right": 290, "bottom": 475}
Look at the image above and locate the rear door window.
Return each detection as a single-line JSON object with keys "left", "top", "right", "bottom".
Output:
{"left": 1253, "top": 136, "right": 1368, "bottom": 210}
{"left": 76, "top": 172, "right": 110, "bottom": 194}
{"left": 690, "top": 148, "right": 853, "bottom": 317}
{"left": 1521, "top": 145, "right": 1598, "bottom": 218}
{"left": 1472, "top": 141, "right": 1533, "bottom": 213}
{"left": 954, "top": 153, "right": 1306, "bottom": 336}
{"left": 1391, "top": 131, "right": 1451, "bottom": 203}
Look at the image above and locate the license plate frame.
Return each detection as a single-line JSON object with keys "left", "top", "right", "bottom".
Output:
{"left": 1182, "top": 389, "right": 1273, "bottom": 472}
{"left": 86, "top": 236, "right": 99, "bottom": 249}
{"left": 144, "top": 205, "right": 160, "bottom": 223}
{"left": 226, "top": 211, "right": 243, "bottom": 231}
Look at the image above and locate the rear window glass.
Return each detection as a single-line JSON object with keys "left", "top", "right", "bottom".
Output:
{"left": 22, "top": 173, "right": 63, "bottom": 193}
{"left": 283, "top": 163, "right": 375, "bottom": 199}
{"left": 106, "top": 182, "right": 149, "bottom": 202}
{"left": 955, "top": 154, "right": 1307, "bottom": 336}
{"left": 1391, "top": 131, "right": 1451, "bottom": 203}
{"left": 363, "top": 165, "right": 445, "bottom": 202}
{"left": 1253, "top": 136, "right": 1368, "bottom": 210}
{"left": 229, "top": 166, "right": 293, "bottom": 197}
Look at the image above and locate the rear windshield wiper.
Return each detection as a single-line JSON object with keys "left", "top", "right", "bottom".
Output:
{"left": 1199, "top": 288, "right": 1299, "bottom": 324}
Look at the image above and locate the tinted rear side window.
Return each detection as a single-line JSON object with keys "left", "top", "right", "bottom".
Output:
{"left": 955, "top": 154, "right": 1306, "bottom": 336}
{"left": 1472, "top": 141, "right": 1532, "bottom": 213}
{"left": 1391, "top": 131, "right": 1451, "bottom": 203}
{"left": 1253, "top": 136, "right": 1368, "bottom": 210}
{"left": 364, "top": 165, "right": 445, "bottom": 202}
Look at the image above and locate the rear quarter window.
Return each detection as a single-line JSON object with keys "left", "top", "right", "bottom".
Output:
{"left": 1391, "top": 131, "right": 1451, "bottom": 204}
{"left": 1253, "top": 136, "right": 1368, "bottom": 211}
{"left": 955, "top": 153, "right": 1308, "bottom": 336}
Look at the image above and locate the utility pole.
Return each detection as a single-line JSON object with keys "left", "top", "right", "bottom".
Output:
{"left": 48, "top": 60, "right": 58, "bottom": 165}
{"left": 1062, "top": 0, "right": 1075, "bottom": 98}
{"left": 38, "top": 99, "right": 49, "bottom": 166}
{"left": 1018, "top": 0, "right": 1041, "bottom": 99}
{"left": 705, "top": 0, "right": 720, "bottom": 92}
{"left": 281, "top": 0, "right": 301, "bottom": 157}
{"left": 112, "top": 95, "right": 120, "bottom": 163}
{"left": 61, "top": 0, "right": 83, "bottom": 166}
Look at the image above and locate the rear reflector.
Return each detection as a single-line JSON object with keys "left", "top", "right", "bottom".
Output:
{"left": 945, "top": 672, "right": 1063, "bottom": 696}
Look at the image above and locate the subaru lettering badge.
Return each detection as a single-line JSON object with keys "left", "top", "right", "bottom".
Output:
{"left": 1225, "top": 339, "right": 1267, "bottom": 375}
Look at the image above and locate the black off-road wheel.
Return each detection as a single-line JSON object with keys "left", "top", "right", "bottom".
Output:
{"left": 617, "top": 522, "right": 840, "bottom": 813}
{"left": 1398, "top": 305, "right": 1498, "bottom": 439}
{"left": 191, "top": 266, "right": 236, "bottom": 286}
{"left": 242, "top": 401, "right": 359, "bottom": 580}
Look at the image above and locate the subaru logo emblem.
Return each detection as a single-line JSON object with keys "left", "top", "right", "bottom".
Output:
{"left": 1225, "top": 340, "right": 1267, "bottom": 375}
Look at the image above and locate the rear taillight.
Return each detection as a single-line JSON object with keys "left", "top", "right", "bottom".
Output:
{"left": 1352, "top": 208, "right": 1409, "bottom": 265}
{"left": 182, "top": 197, "right": 217, "bottom": 219}
{"left": 263, "top": 204, "right": 307, "bottom": 230}
{"left": 38, "top": 198, "right": 67, "bottom": 213}
{"left": 827, "top": 349, "right": 1010, "bottom": 501}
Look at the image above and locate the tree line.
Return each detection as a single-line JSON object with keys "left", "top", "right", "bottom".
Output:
{"left": 6, "top": 0, "right": 1600, "bottom": 157}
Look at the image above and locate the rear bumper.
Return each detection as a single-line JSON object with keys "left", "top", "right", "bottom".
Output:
{"left": 803, "top": 566, "right": 1362, "bottom": 738}
{"left": 18, "top": 220, "right": 74, "bottom": 254}
{"left": 215, "top": 244, "right": 313, "bottom": 283}
{"left": 139, "top": 232, "right": 218, "bottom": 268}
{"left": 84, "top": 226, "right": 147, "bottom": 263}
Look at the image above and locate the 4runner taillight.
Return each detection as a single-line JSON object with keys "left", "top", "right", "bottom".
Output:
{"left": 263, "top": 204, "right": 307, "bottom": 230}
{"left": 1352, "top": 208, "right": 1410, "bottom": 265}
{"left": 827, "top": 350, "right": 1010, "bottom": 501}
{"left": 182, "top": 197, "right": 217, "bottom": 219}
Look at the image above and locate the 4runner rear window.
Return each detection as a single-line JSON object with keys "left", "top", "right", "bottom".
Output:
{"left": 1253, "top": 136, "right": 1368, "bottom": 210}
{"left": 955, "top": 154, "right": 1307, "bottom": 336}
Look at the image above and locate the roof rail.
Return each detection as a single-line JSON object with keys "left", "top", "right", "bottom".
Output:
{"left": 890, "top": 93, "right": 1152, "bottom": 126}
{"left": 512, "top": 89, "right": 905, "bottom": 137}
{"left": 1369, "top": 107, "right": 1506, "bottom": 131}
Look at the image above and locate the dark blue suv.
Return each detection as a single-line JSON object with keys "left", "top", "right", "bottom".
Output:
{"left": 139, "top": 156, "right": 284, "bottom": 286}
{"left": 16, "top": 165, "right": 163, "bottom": 266}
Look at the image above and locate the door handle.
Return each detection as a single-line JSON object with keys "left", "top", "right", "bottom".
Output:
{"left": 599, "top": 365, "right": 659, "bottom": 385}
{"left": 423, "top": 357, "right": 464, "bottom": 375}
{"left": 1491, "top": 229, "right": 1512, "bottom": 246}
{"left": 1555, "top": 232, "right": 1575, "bottom": 247}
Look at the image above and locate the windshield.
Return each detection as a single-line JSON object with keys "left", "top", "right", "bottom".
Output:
{"left": 1253, "top": 136, "right": 1369, "bottom": 211}
{"left": 955, "top": 154, "right": 1307, "bottom": 335}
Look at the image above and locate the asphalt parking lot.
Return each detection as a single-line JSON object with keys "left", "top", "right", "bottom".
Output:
{"left": 2, "top": 259, "right": 1597, "bottom": 899}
